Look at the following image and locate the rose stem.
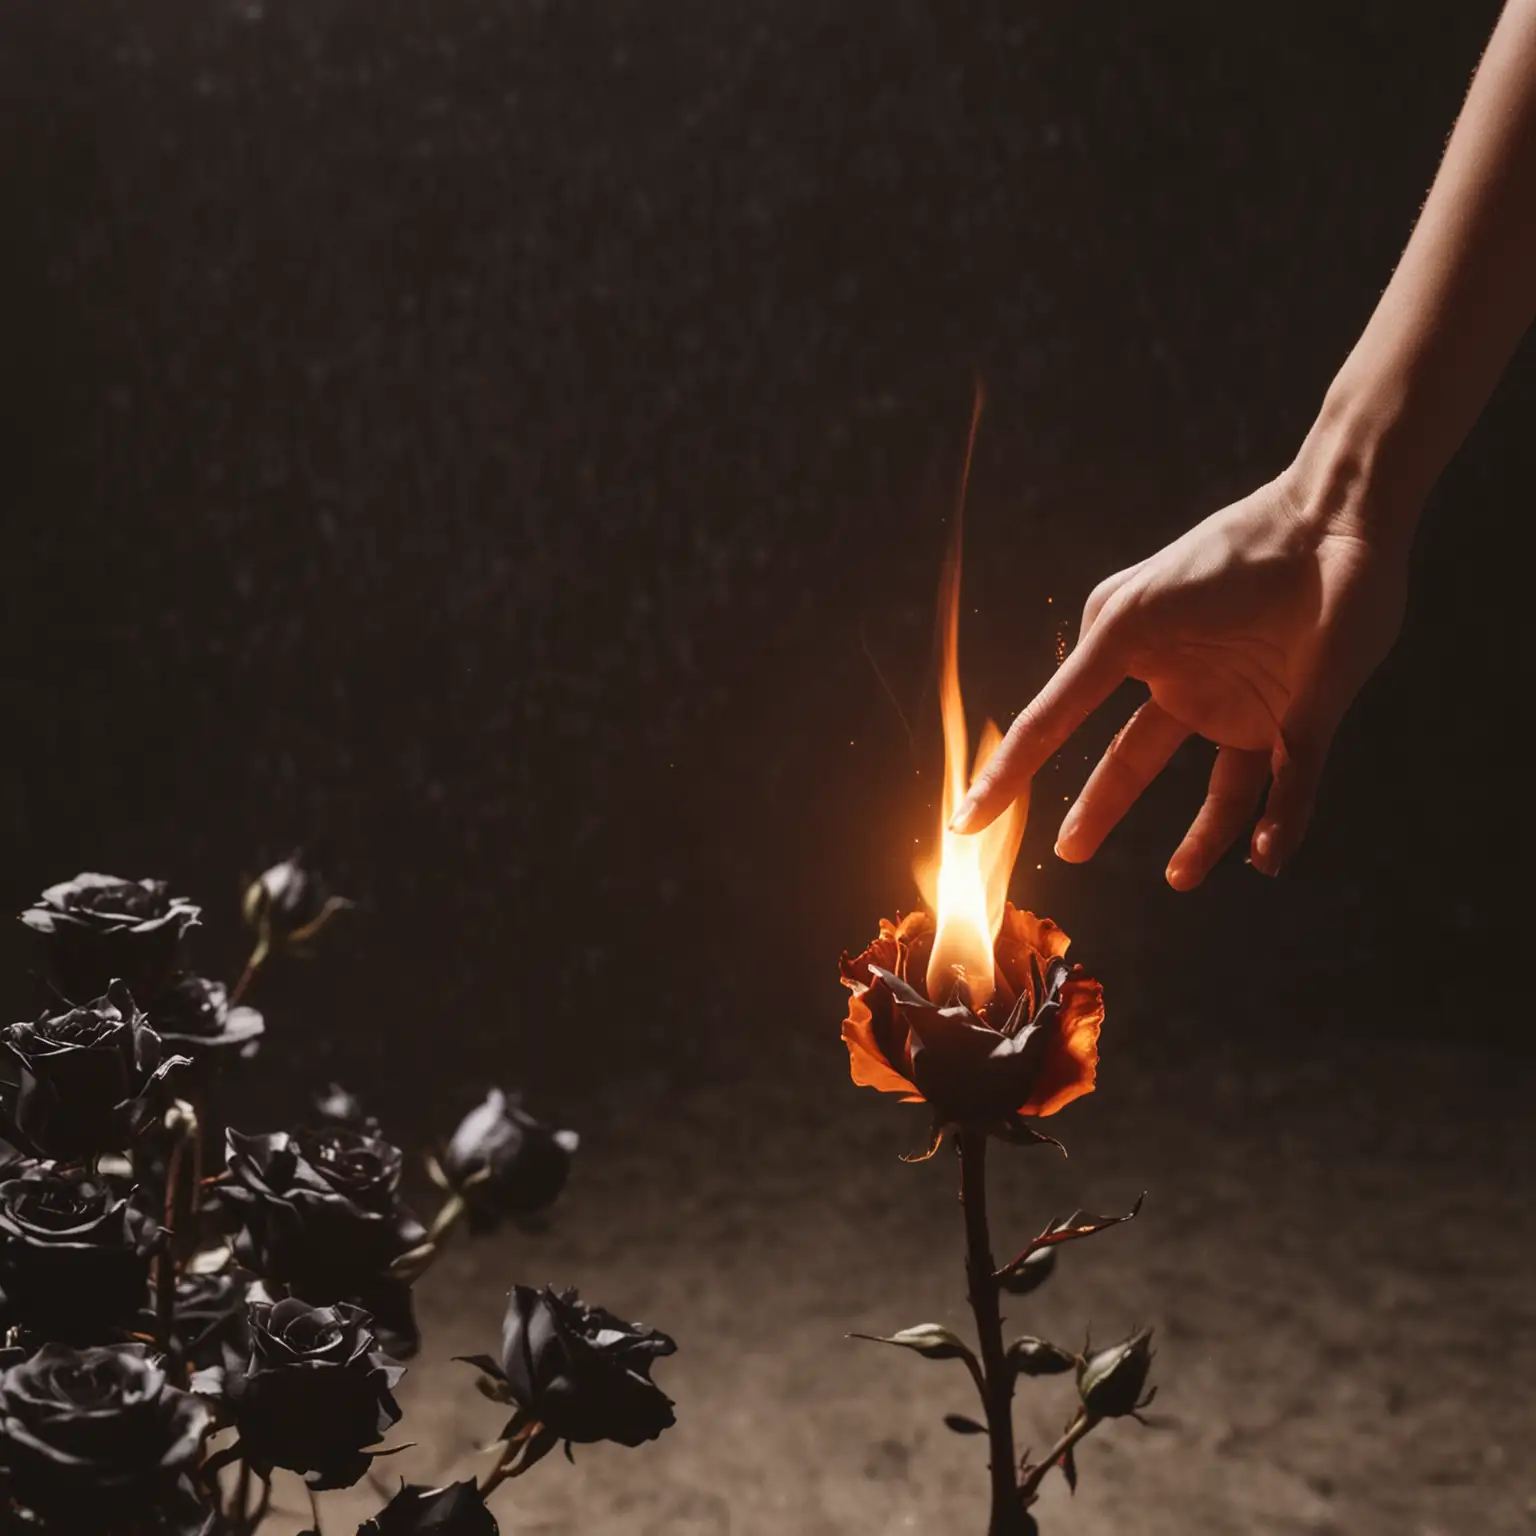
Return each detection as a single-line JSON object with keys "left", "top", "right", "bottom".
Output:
{"left": 428, "top": 1192, "right": 468, "bottom": 1246}
{"left": 227, "top": 934, "right": 269, "bottom": 1009}
{"left": 231, "top": 1457, "right": 251, "bottom": 1534}
{"left": 957, "top": 1129, "right": 1027, "bottom": 1536}
{"left": 1017, "top": 1408, "right": 1100, "bottom": 1503}
{"left": 154, "top": 1122, "right": 189, "bottom": 1355}
{"left": 308, "top": 1486, "right": 325, "bottom": 1534}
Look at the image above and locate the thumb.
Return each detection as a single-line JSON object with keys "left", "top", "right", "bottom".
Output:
{"left": 1251, "top": 692, "right": 1343, "bottom": 876}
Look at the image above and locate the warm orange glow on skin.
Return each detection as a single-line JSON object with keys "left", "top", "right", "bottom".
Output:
{"left": 914, "top": 387, "right": 1025, "bottom": 1007}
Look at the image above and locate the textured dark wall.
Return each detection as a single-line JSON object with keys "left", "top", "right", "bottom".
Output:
{"left": 1, "top": 0, "right": 1528, "bottom": 1121}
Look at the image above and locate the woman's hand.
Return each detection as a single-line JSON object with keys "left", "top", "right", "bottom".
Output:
{"left": 950, "top": 464, "right": 1412, "bottom": 887}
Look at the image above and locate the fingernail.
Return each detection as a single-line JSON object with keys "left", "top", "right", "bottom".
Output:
{"left": 949, "top": 799, "right": 978, "bottom": 834}
{"left": 1252, "top": 824, "right": 1280, "bottom": 877}
{"left": 1165, "top": 862, "right": 1188, "bottom": 890}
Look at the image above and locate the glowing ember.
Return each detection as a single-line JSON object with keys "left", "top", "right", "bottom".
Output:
{"left": 914, "top": 390, "right": 1025, "bottom": 1009}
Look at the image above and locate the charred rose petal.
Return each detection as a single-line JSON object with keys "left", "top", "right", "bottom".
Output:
{"left": 839, "top": 903, "right": 1103, "bottom": 1143}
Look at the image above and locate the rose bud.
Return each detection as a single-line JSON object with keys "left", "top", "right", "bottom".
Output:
{"left": 146, "top": 973, "right": 265, "bottom": 1067}
{"left": 0, "top": 1342, "right": 211, "bottom": 1531}
{"left": 313, "top": 1081, "right": 379, "bottom": 1133}
{"left": 467, "top": 1285, "right": 676, "bottom": 1448}
{"left": 440, "top": 1090, "right": 578, "bottom": 1230}
{"left": 242, "top": 852, "right": 352, "bottom": 951}
{"left": 19, "top": 872, "right": 201, "bottom": 1004}
{"left": 220, "top": 1128, "right": 427, "bottom": 1355}
{"left": 0, "top": 984, "right": 190, "bottom": 1162}
{"left": 0, "top": 1170, "right": 163, "bottom": 1343}
{"left": 360, "top": 1479, "right": 500, "bottom": 1535}
{"left": 1077, "top": 1327, "right": 1156, "bottom": 1419}
{"left": 839, "top": 906, "right": 1103, "bottom": 1151}
{"left": 223, "top": 1297, "right": 404, "bottom": 1489}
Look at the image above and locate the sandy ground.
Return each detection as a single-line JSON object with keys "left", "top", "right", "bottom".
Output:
{"left": 256, "top": 1010, "right": 1532, "bottom": 1536}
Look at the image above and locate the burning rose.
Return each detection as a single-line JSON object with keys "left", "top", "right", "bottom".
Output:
{"left": 0, "top": 985, "right": 190, "bottom": 1162}
{"left": 839, "top": 905, "right": 1102, "bottom": 1148}
{"left": 0, "top": 1171, "right": 163, "bottom": 1343}
{"left": 0, "top": 1343, "right": 211, "bottom": 1532}
{"left": 19, "top": 872, "right": 201, "bottom": 1003}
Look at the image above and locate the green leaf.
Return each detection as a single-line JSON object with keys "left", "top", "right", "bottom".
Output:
{"left": 943, "top": 1414, "right": 987, "bottom": 1435}
{"left": 1007, "top": 1336, "right": 1078, "bottom": 1377}
{"left": 849, "top": 1324, "right": 976, "bottom": 1362}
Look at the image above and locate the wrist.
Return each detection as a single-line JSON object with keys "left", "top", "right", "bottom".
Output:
{"left": 1281, "top": 379, "right": 1428, "bottom": 558}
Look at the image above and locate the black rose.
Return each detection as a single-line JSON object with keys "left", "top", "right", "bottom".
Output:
{"left": 20, "top": 872, "right": 201, "bottom": 1004}
{"left": 440, "top": 1091, "right": 578, "bottom": 1231}
{"left": 0, "top": 1171, "right": 162, "bottom": 1343}
{"left": 0, "top": 985, "right": 189, "bottom": 1162}
{"left": 359, "top": 1480, "right": 499, "bottom": 1535}
{"left": 0, "top": 1342, "right": 211, "bottom": 1532}
{"left": 225, "top": 1297, "right": 403, "bottom": 1489}
{"left": 242, "top": 853, "right": 351, "bottom": 950}
{"left": 221, "top": 1128, "right": 427, "bottom": 1301}
{"left": 146, "top": 973, "right": 264, "bottom": 1065}
{"left": 469, "top": 1285, "right": 676, "bottom": 1448}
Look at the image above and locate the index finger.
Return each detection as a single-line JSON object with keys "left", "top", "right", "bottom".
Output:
{"left": 949, "top": 634, "right": 1126, "bottom": 833}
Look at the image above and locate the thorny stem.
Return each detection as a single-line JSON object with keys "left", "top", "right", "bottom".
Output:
{"left": 230, "top": 1457, "right": 251, "bottom": 1534}
{"left": 154, "top": 1110, "right": 194, "bottom": 1357}
{"left": 227, "top": 935, "right": 269, "bottom": 1009}
{"left": 428, "top": 1192, "right": 469, "bottom": 1247}
{"left": 958, "top": 1130, "right": 1027, "bottom": 1536}
{"left": 1018, "top": 1408, "right": 1100, "bottom": 1503}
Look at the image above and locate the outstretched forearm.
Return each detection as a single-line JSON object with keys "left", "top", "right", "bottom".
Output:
{"left": 1296, "top": 0, "right": 1536, "bottom": 545}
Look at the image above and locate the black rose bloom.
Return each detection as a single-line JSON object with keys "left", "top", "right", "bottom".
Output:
{"left": 468, "top": 1285, "right": 676, "bottom": 1448}
{"left": 222, "top": 1128, "right": 427, "bottom": 1298}
{"left": 0, "top": 1342, "right": 211, "bottom": 1533}
{"left": 20, "top": 873, "right": 201, "bottom": 1004}
{"left": 146, "top": 973, "right": 264, "bottom": 1065}
{"left": 242, "top": 853, "right": 351, "bottom": 951}
{"left": 0, "top": 1171, "right": 163, "bottom": 1343}
{"left": 440, "top": 1091, "right": 578, "bottom": 1231}
{"left": 0, "top": 985, "right": 190, "bottom": 1162}
{"left": 224, "top": 1297, "right": 403, "bottom": 1489}
{"left": 359, "top": 1480, "right": 499, "bottom": 1535}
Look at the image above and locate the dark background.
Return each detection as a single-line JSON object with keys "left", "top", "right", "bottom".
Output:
{"left": 3, "top": 6, "right": 1533, "bottom": 1530}
{"left": 1, "top": 2, "right": 1528, "bottom": 1145}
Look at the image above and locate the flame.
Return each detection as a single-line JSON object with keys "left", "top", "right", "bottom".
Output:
{"left": 914, "top": 387, "right": 1026, "bottom": 1008}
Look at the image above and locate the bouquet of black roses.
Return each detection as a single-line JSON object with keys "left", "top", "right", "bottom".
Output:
{"left": 0, "top": 860, "right": 674, "bottom": 1535}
